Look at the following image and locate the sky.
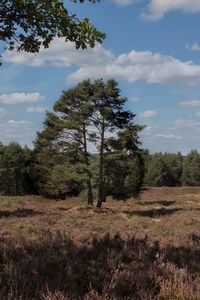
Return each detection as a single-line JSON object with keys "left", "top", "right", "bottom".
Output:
{"left": 1, "top": 0, "right": 200, "bottom": 154}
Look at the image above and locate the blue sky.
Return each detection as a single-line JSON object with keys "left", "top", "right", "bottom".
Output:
{"left": 1, "top": 0, "right": 200, "bottom": 153}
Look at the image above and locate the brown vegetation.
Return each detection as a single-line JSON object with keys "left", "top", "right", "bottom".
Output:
{"left": 0, "top": 187, "right": 199, "bottom": 245}
{"left": 0, "top": 231, "right": 199, "bottom": 299}
{"left": 0, "top": 187, "right": 199, "bottom": 299}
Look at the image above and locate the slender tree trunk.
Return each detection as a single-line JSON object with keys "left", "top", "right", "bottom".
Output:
{"left": 83, "top": 124, "right": 93, "bottom": 206}
{"left": 87, "top": 179, "right": 93, "bottom": 205}
{"left": 102, "top": 179, "right": 106, "bottom": 202}
{"left": 97, "top": 124, "right": 105, "bottom": 208}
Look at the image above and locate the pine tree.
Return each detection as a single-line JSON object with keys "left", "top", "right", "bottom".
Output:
{"left": 91, "top": 79, "right": 136, "bottom": 207}
{"left": 182, "top": 150, "right": 200, "bottom": 186}
{"left": 53, "top": 80, "right": 95, "bottom": 205}
{"left": 34, "top": 79, "right": 143, "bottom": 206}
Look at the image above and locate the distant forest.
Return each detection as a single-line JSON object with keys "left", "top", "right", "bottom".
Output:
{"left": 0, "top": 142, "right": 200, "bottom": 198}
{"left": 1, "top": 79, "right": 200, "bottom": 204}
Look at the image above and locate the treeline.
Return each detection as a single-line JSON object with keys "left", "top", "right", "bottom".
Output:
{"left": 0, "top": 141, "right": 144, "bottom": 201}
{"left": 1, "top": 143, "right": 200, "bottom": 199}
{"left": 143, "top": 150, "right": 200, "bottom": 186}
{"left": 1, "top": 79, "right": 200, "bottom": 201}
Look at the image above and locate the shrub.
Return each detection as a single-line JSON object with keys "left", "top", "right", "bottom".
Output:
{"left": 0, "top": 232, "right": 199, "bottom": 299}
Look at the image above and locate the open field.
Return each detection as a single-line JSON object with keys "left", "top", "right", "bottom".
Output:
{"left": 0, "top": 187, "right": 199, "bottom": 299}
{"left": 0, "top": 186, "right": 199, "bottom": 245}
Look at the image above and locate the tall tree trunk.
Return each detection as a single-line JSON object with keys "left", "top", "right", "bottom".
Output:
{"left": 97, "top": 124, "right": 105, "bottom": 208}
{"left": 83, "top": 124, "right": 93, "bottom": 206}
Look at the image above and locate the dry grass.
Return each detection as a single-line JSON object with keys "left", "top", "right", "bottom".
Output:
{"left": 0, "top": 187, "right": 199, "bottom": 299}
{"left": 0, "top": 187, "right": 199, "bottom": 245}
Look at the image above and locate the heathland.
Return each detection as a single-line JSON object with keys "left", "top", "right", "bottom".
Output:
{"left": 0, "top": 187, "right": 199, "bottom": 299}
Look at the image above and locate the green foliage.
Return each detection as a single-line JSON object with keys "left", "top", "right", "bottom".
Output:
{"left": 0, "top": 0, "right": 105, "bottom": 55}
{"left": 50, "top": 163, "right": 85, "bottom": 196}
{"left": 125, "top": 153, "right": 144, "bottom": 195}
{"left": 104, "top": 126, "right": 144, "bottom": 200}
{"left": 34, "top": 79, "right": 143, "bottom": 205}
{"left": 182, "top": 150, "right": 200, "bottom": 186}
{"left": 53, "top": 80, "right": 96, "bottom": 204}
{"left": 145, "top": 155, "right": 172, "bottom": 186}
{"left": 141, "top": 150, "right": 200, "bottom": 187}
{"left": 104, "top": 153, "right": 128, "bottom": 200}
{"left": 144, "top": 152, "right": 183, "bottom": 187}
{"left": 0, "top": 142, "right": 35, "bottom": 195}
{"left": 37, "top": 79, "right": 143, "bottom": 207}
{"left": 90, "top": 79, "right": 142, "bottom": 206}
{"left": 32, "top": 127, "right": 83, "bottom": 199}
{"left": 104, "top": 153, "right": 144, "bottom": 200}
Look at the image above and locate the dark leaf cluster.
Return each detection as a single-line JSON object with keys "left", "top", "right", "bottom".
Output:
{"left": 0, "top": 0, "right": 105, "bottom": 55}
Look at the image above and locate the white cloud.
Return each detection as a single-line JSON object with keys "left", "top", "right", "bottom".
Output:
{"left": 139, "top": 110, "right": 157, "bottom": 118}
{"left": 154, "top": 134, "right": 182, "bottom": 140}
{"left": 0, "top": 92, "right": 45, "bottom": 105}
{"left": 0, "top": 120, "right": 34, "bottom": 146}
{"left": 26, "top": 106, "right": 46, "bottom": 113}
{"left": 4, "top": 38, "right": 200, "bottom": 86}
{"left": 174, "top": 119, "right": 200, "bottom": 128}
{"left": 186, "top": 43, "right": 200, "bottom": 51}
{"left": 179, "top": 100, "right": 200, "bottom": 107}
{"left": 114, "top": 0, "right": 134, "bottom": 6}
{"left": 194, "top": 111, "right": 200, "bottom": 116}
{"left": 129, "top": 96, "right": 140, "bottom": 102}
{"left": 142, "top": 0, "right": 200, "bottom": 21}
{"left": 140, "top": 121, "right": 200, "bottom": 154}
{"left": 3, "top": 38, "right": 114, "bottom": 68}
{"left": 7, "top": 120, "right": 30, "bottom": 125}
{"left": 67, "top": 50, "right": 200, "bottom": 86}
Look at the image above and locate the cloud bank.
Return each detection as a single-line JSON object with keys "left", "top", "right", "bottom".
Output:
{"left": 0, "top": 93, "right": 45, "bottom": 105}
{"left": 142, "top": 0, "right": 200, "bottom": 21}
{"left": 26, "top": 106, "right": 46, "bottom": 113}
{"left": 3, "top": 40, "right": 113, "bottom": 68}
{"left": 179, "top": 100, "right": 200, "bottom": 107}
{"left": 3, "top": 39, "right": 200, "bottom": 86}
{"left": 186, "top": 43, "right": 200, "bottom": 51}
